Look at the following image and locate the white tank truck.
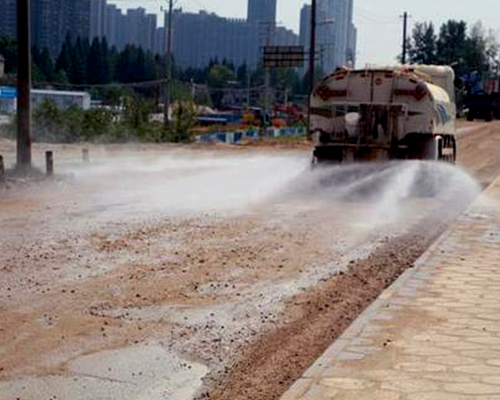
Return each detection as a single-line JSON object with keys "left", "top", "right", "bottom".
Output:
{"left": 310, "top": 65, "right": 457, "bottom": 164}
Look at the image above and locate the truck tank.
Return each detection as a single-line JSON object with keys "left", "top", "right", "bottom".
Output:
{"left": 311, "top": 65, "right": 457, "bottom": 164}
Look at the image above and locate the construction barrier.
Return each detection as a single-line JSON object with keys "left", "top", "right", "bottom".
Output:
{"left": 197, "top": 127, "right": 306, "bottom": 144}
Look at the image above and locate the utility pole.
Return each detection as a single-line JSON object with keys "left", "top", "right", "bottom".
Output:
{"left": 307, "top": 0, "right": 317, "bottom": 139}
{"left": 190, "top": 78, "right": 195, "bottom": 99}
{"left": 247, "top": 72, "right": 251, "bottom": 107}
{"left": 164, "top": 0, "right": 174, "bottom": 132}
{"left": 401, "top": 11, "right": 408, "bottom": 64}
{"left": 17, "top": 0, "right": 32, "bottom": 168}
{"left": 263, "top": 22, "right": 273, "bottom": 129}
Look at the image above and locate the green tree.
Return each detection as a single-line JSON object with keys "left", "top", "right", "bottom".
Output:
{"left": 34, "top": 99, "right": 65, "bottom": 142}
{"left": 168, "top": 101, "right": 197, "bottom": 143}
{"left": 0, "top": 35, "right": 18, "bottom": 73}
{"left": 273, "top": 68, "right": 301, "bottom": 92}
{"left": 56, "top": 36, "right": 72, "bottom": 75}
{"left": 121, "top": 95, "right": 156, "bottom": 140}
{"left": 408, "top": 22, "right": 437, "bottom": 64}
{"left": 32, "top": 45, "right": 42, "bottom": 70}
{"left": 81, "top": 108, "right": 114, "bottom": 140}
{"left": 237, "top": 63, "right": 248, "bottom": 85}
{"left": 88, "top": 38, "right": 104, "bottom": 84}
{"left": 437, "top": 20, "right": 468, "bottom": 75}
{"left": 208, "top": 64, "right": 236, "bottom": 88}
{"left": 31, "top": 62, "right": 46, "bottom": 82}
{"left": 69, "top": 37, "right": 88, "bottom": 84}
{"left": 39, "top": 48, "right": 54, "bottom": 82}
{"left": 463, "top": 22, "right": 499, "bottom": 75}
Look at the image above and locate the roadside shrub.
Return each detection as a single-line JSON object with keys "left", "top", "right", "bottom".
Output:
{"left": 33, "top": 99, "right": 72, "bottom": 142}
{"left": 30, "top": 95, "right": 198, "bottom": 144}
{"left": 81, "top": 108, "right": 115, "bottom": 141}
{"left": 167, "top": 101, "right": 197, "bottom": 143}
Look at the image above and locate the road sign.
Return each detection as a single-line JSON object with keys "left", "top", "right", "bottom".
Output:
{"left": 0, "top": 86, "right": 17, "bottom": 99}
{"left": 263, "top": 46, "right": 306, "bottom": 68}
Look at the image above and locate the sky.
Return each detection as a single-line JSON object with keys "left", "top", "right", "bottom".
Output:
{"left": 110, "top": 0, "right": 500, "bottom": 67}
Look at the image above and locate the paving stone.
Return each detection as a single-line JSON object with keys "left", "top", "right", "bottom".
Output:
{"left": 481, "top": 376, "right": 500, "bottom": 385}
{"left": 280, "top": 177, "right": 500, "bottom": 400}
{"left": 405, "top": 392, "right": 476, "bottom": 400}
{"left": 444, "top": 383, "right": 500, "bottom": 395}
{"left": 394, "top": 362, "right": 447, "bottom": 372}
{"left": 332, "top": 390, "right": 402, "bottom": 400}
{"left": 320, "top": 377, "right": 373, "bottom": 390}
{"left": 380, "top": 378, "right": 440, "bottom": 393}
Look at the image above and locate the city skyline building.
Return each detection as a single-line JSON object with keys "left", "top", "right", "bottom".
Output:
{"left": 172, "top": 10, "right": 258, "bottom": 69}
{"left": 317, "top": 0, "right": 357, "bottom": 71}
{"left": 0, "top": 0, "right": 356, "bottom": 73}
{"left": 300, "top": 0, "right": 357, "bottom": 74}
{"left": 247, "top": 0, "right": 277, "bottom": 26}
{"left": 0, "top": 0, "right": 17, "bottom": 39}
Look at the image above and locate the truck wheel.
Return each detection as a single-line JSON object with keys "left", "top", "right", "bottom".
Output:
{"left": 423, "top": 136, "right": 442, "bottom": 161}
{"left": 313, "top": 147, "right": 343, "bottom": 164}
{"left": 467, "top": 113, "right": 474, "bottom": 121}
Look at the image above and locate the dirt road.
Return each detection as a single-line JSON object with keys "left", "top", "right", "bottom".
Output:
{"left": 0, "top": 121, "right": 499, "bottom": 400}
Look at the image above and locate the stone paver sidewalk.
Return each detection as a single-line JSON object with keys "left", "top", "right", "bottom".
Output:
{"left": 281, "top": 177, "right": 500, "bottom": 400}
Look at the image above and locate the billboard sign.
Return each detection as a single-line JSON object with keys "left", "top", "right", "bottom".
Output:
{"left": 263, "top": 46, "right": 306, "bottom": 68}
{"left": 0, "top": 86, "right": 17, "bottom": 99}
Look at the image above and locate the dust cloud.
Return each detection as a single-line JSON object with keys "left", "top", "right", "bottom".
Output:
{"left": 278, "top": 160, "right": 480, "bottom": 233}
{"left": 51, "top": 151, "right": 481, "bottom": 240}
{"left": 59, "top": 152, "right": 311, "bottom": 217}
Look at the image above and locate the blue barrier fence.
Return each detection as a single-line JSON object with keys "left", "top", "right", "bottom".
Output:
{"left": 197, "top": 127, "right": 306, "bottom": 144}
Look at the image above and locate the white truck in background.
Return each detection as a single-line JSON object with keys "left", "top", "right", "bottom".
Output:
{"left": 310, "top": 65, "right": 457, "bottom": 164}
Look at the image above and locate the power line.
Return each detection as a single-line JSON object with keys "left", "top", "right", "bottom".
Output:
{"left": 34, "top": 79, "right": 170, "bottom": 89}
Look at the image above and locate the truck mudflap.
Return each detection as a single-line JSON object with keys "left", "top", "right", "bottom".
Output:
{"left": 313, "top": 134, "right": 456, "bottom": 164}
{"left": 313, "top": 142, "right": 404, "bottom": 164}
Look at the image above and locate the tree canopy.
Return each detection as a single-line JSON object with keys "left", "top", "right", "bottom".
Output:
{"left": 408, "top": 19, "right": 499, "bottom": 77}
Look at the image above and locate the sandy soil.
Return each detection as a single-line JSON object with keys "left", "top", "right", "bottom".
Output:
{"left": 0, "top": 121, "right": 499, "bottom": 400}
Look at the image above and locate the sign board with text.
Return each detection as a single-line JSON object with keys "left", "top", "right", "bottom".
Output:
{"left": 0, "top": 86, "right": 17, "bottom": 99}
{"left": 263, "top": 46, "right": 306, "bottom": 68}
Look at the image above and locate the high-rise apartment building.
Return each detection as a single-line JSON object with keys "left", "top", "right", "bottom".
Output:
{"left": 31, "top": 0, "right": 72, "bottom": 57}
{"left": 172, "top": 10, "right": 259, "bottom": 69}
{"left": 315, "top": 0, "right": 357, "bottom": 72}
{"left": 0, "top": 0, "right": 159, "bottom": 57}
{"left": 0, "top": 0, "right": 336, "bottom": 72}
{"left": 170, "top": 6, "right": 299, "bottom": 70}
{"left": 299, "top": 5, "right": 311, "bottom": 50}
{"left": 0, "top": 54, "right": 5, "bottom": 77}
{"left": 247, "top": 0, "right": 277, "bottom": 26}
{"left": 90, "top": 0, "right": 107, "bottom": 40}
{"left": 0, "top": 0, "right": 17, "bottom": 39}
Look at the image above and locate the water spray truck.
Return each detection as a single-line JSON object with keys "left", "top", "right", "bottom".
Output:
{"left": 310, "top": 65, "right": 457, "bottom": 164}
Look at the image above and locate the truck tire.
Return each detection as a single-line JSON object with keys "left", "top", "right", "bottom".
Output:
{"left": 467, "top": 113, "right": 474, "bottom": 121}
{"left": 313, "top": 146, "right": 343, "bottom": 165}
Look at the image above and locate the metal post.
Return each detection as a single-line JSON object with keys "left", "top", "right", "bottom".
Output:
{"left": 402, "top": 12, "right": 408, "bottom": 64}
{"left": 265, "top": 69, "right": 271, "bottom": 129}
{"left": 45, "top": 151, "right": 53, "bottom": 176}
{"left": 82, "top": 148, "right": 90, "bottom": 163}
{"left": 0, "top": 155, "right": 5, "bottom": 182}
{"left": 307, "top": 0, "right": 317, "bottom": 140}
{"left": 164, "top": 0, "right": 174, "bottom": 132}
{"left": 17, "top": 0, "right": 32, "bottom": 168}
{"left": 264, "top": 23, "right": 273, "bottom": 134}
{"left": 190, "top": 78, "right": 195, "bottom": 99}
{"left": 247, "top": 72, "right": 251, "bottom": 107}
